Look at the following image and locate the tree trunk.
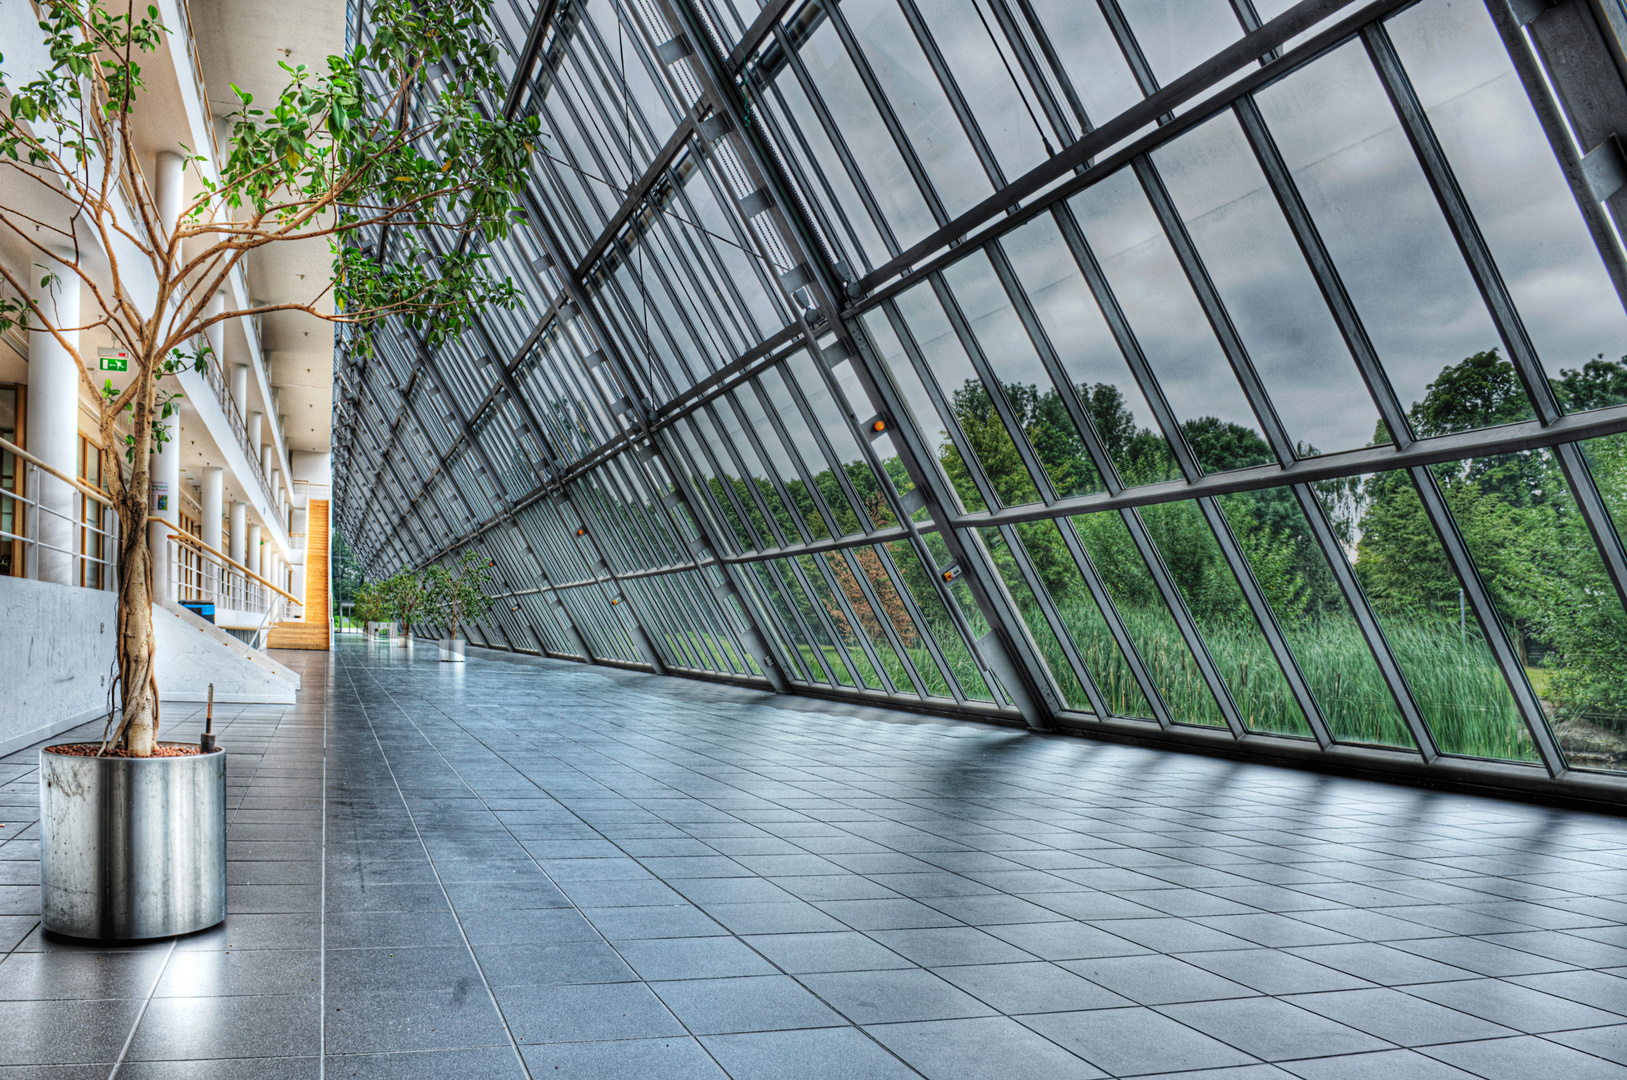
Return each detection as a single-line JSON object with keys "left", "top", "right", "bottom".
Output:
{"left": 113, "top": 492, "right": 159, "bottom": 755}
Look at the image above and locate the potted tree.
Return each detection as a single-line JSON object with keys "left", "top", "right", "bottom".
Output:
{"left": 425, "top": 549, "right": 495, "bottom": 661}
{"left": 381, "top": 569, "right": 428, "bottom": 649}
{"left": 354, "top": 582, "right": 388, "bottom": 640}
{"left": 3, "top": 0, "right": 539, "bottom": 938}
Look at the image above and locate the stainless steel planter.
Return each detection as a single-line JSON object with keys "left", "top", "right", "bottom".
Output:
{"left": 40, "top": 744, "right": 227, "bottom": 940}
{"left": 438, "top": 638, "right": 465, "bottom": 662}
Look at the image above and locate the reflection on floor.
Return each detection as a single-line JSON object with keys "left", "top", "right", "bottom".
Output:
{"left": 1, "top": 636, "right": 1626, "bottom": 1079}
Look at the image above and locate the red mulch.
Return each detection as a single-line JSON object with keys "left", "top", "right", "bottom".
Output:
{"left": 47, "top": 743, "right": 206, "bottom": 758}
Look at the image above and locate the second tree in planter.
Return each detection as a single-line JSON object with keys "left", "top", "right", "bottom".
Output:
{"left": 380, "top": 570, "right": 429, "bottom": 648}
{"left": 424, "top": 551, "right": 496, "bottom": 661}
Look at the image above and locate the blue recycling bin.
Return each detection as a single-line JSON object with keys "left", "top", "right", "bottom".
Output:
{"left": 180, "top": 601, "right": 216, "bottom": 624}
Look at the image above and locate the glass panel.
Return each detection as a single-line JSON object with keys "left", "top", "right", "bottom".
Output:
{"left": 860, "top": 302, "right": 990, "bottom": 511}
{"left": 1027, "top": 0, "right": 1145, "bottom": 123}
{"left": 941, "top": 253, "right": 1106, "bottom": 498}
{"left": 1139, "top": 500, "right": 1311, "bottom": 737}
{"left": 1433, "top": 446, "right": 1627, "bottom": 771}
{"left": 798, "top": 554, "right": 885, "bottom": 689}
{"left": 979, "top": 526, "right": 1093, "bottom": 712}
{"left": 1255, "top": 40, "right": 1517, "bottom": 436}
{"left": 775, "top": 558, "right": 857, "bottom": 688}
{"left": 1387, "top": 0, "right": 1627, "bottom": 412}
{"left": 820, "top": 548, "right": 914, "bottom": 692}
{"left": 847, "top": 544, "right": 949, "bottom": 696}
{"left": 785, "top": 351, "right": 888, "bottom": 532}
{"left": 999, "top": 213, "right": 1181, "bottom": 486}
{"left": 1069, "top": 168, "right": 1277, "bottom": 473}
{"left": 1324, "top": 468, "right": 1534, "bottom": 762}
{"left": 1117, "top": 0, "right": 1243, "bottom": 87}
{"left": 757, "top": 54, "right": 895, "bottom": 270}
{"left": 792, "top": 6, "right": 940, "bottom": 247}
{"left": 1069, "top": 509, "right": 1227, "bottom": 727}
{"left": 913, "top": 0, "right": 1050, "bottom": 179}
{"left": 885, "top": 540, "right": 994, "bottom": 701}
{"left": 1151, "top": 110, "right": 1383, "bottom": 456}
{"left": 842, "top": 0, "right": 993, "bottom": 214}
{"left": 893, "top": 283, "right": 1042, "bottom": 506}
{"left": 1218, "top": 488, "right": 1414, "bottom": 749}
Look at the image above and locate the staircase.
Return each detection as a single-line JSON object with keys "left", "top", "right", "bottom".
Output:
{"left": 267, "top": 499, "right": 331, "bottom": 651}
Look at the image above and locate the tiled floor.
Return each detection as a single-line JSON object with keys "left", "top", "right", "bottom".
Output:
{"left": 2, "top": 638, "right": 1626, "bottom": 1078}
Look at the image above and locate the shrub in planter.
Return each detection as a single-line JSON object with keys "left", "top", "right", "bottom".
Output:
{"left": 1, "top": 0, "right": 539, "bottom": 937}
{"left": 379, "top": 569, "right": 429, "bottom": 647}
{"left": 424, "top": 550, "right": 495, "bottom": 662}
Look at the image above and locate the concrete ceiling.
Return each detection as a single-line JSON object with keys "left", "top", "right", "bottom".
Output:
{"left": 191, "top": 0, "right": 347, "bottom": 456}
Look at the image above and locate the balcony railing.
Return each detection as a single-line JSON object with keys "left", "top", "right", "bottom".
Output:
{"left": 165, "top": 530, "right": 302, "bottom": 649}
{"left": 0, "top": 437, "right": 118, "bottom": 590}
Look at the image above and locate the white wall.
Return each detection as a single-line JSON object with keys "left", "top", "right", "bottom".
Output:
{"left": 0, "top": 578, "right": 117, "bottom": 756}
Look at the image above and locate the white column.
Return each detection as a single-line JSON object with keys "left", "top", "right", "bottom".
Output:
{"left": 292, "top": 563, "right": 307, "bottom": 618}
{"left": 155, "top": 152, "right": 184, "bottom": 273}
{"left": 228, "top": 499, "right": 246, "bottom": 564}
{"left": 229, "top": 499, "right": 246, "bottom": 609}
{"left": 146, "top": 415, "right": 181, "bottom": 601}
{"left": 230, "top": 364, "right": 249, "bottom": 422}
{"left": 201, "top": 468, "right": 224, "bottom": 551}
{"left": 202, "top": 466, "right": 224, "bottom": 598}
{"left": 246, "top": 522, "right": 261, "bottom": 578}
{"left": 27, "top": 252, "right": 80, "bottom": 585}
{"left": 204, "top": 290, "right": 226, "bottom": 369}
{"left": 249, "top": 411, "right": 263, "bottom": 466}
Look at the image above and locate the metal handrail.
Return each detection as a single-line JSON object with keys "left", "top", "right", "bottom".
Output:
{"left": 0, "top": 453, "right": 118, "bottom": 589}
{"left": 0, "top": 435, "right": 113, "bottom": 507}
{"left": 160, "top": 524, "right": 301, "bottom": 604}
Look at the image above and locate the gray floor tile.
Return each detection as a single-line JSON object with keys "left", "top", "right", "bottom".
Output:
{"left": 1279, "top": 1048, "right": 1483, "bottom": 1079}
{"left": 618, "top": 935, "right": 779, "bottom": 980}
{"left": 471, "top": 939, "right": 638, "bottom": 986}
{"left": 1175, "top": 948, "right": 1374, "bottom": 995}
{"left": 653, "top": 974, "right": 845, "bottom": 1034}
{"left": 701, "top": 1026, "right": 920, "bottom": 1080}
{"left": 1548, "top": 1025, "right": 1627, "bottom": 1067}
{"left": 932, "top": 961, "right": 1133, "bottom": 1014}
{"left": 323, "top": 945, "right": 482, "bottom": 994}
{"left": 582, "top": 904, "right": 724, "bottom": 941}
{"left": 321, "top": 1047, "right": 523, "bottom": 1079}
{"left": 0, "top": 949, "right": 169, "bottom": 1000}
{"left": 866, "top": 1015, "right": 1105, "bottom": 1079}
{"left": 864, "top": 926, "right": 1035, "bottom": 967}
{"left": 1404, "top": 977, "right": 1624, "bottom": 1033}
{"left": 1062, "top": 954, "right": 1260, "bottom": 1005}
{"left": 983, "top": 920, "right": 1153, "bottom": 960}
{"left": 798, "top": 968, "right": 999, "bottom": 1024}
{"left": 127, "top": 994, "right": 321, "bottom": 1061}
{"left": 157, "top": 949, "right": 321, "bottom": 997}
{"left": 520, "top": 1036, "right": 728, "bottom": 1079}
{"left": 1422, "top": 1035, "right": 1627, "bottom": 1079}
{"left": 118, "top": 1059, "right": 321, "bottom": 1080}
{"left": 741, "top": 931, "right": 914, "bottom": 974}
{"left": 1020, "top": 1005, "right": 1259, "bottom": 1075}
{"left": 811, "top": 899, "right": 963, "bottom": 930}
{"left": 323, "top": 988, "right": 509, "bottom": 1054}
{"left": 496, "top": 980, "right": 687, "bottom": 1043}
{"left": 0, "top": 998, "right": 143, "bottom": 1065}
{"left": 1282, "top": 986, "right": 1514, "bottom": 1046}
{"left": 1162, "top": 995, "right": 1390, "bottom": 1061}
{"left": 1286, "top": 943, "right": 1483, "bottom": 986}
{"left": 1507, "top": 969, "right": 1627, "bottom": 1014}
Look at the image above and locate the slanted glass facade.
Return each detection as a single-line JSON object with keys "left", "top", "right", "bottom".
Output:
{"left": 334, "top": 0, "right": 1627, "bottom": 801}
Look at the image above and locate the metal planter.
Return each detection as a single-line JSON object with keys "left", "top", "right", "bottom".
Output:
{"left": 438, "top": 638, "right": 466, "bottom": 662}
{"left": 40, "top": 744, "right": 227, "bottom": 940}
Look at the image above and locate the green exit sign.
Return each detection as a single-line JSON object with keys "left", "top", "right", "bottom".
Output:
{"left": 99, "top": 355, "right": 128, "bottom": 371}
